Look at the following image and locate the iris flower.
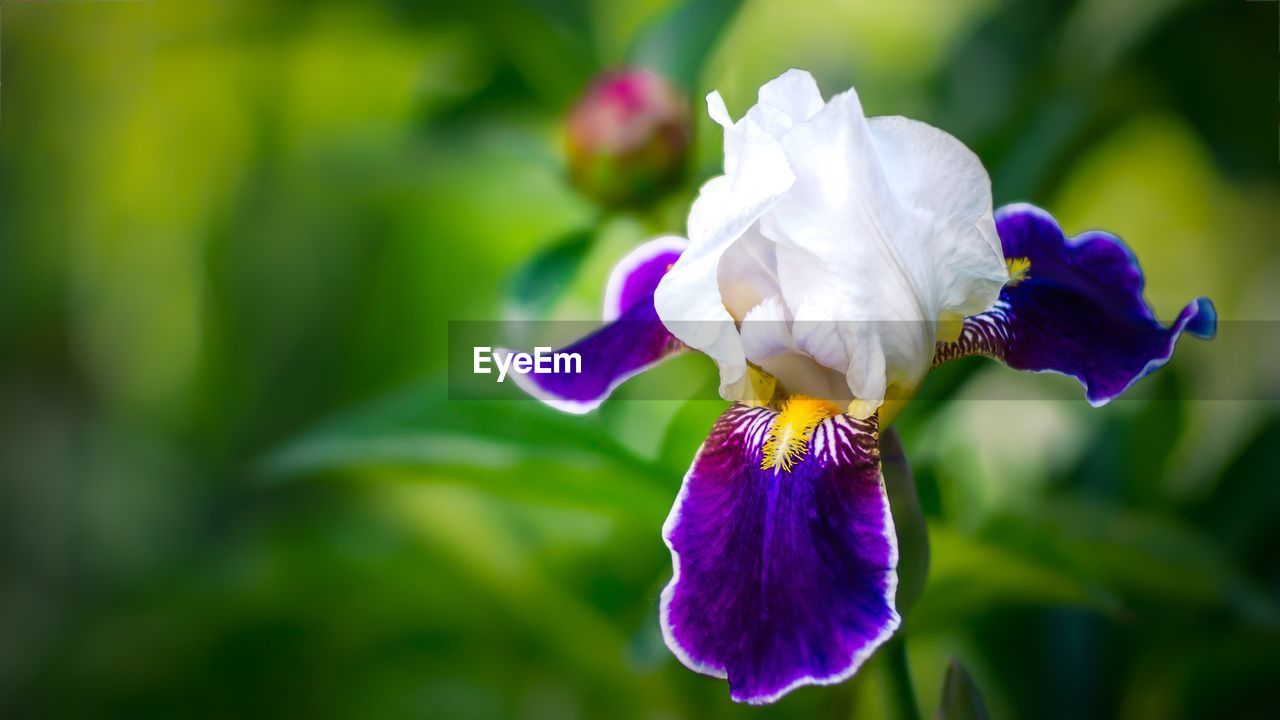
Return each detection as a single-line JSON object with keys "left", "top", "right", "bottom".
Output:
{"left": 503, "top": 70, "right": 1216, "bottom": 704}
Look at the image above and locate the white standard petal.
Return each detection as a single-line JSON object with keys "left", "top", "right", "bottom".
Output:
{"left": 762, "top": 86, "right": 1004, "bottom": 409}
{"left": 757, "top": 69, "right": 825, "bottom": 126}
{"left": 739, "top": 296, "right": 852, "bottom": 404}
{"left": 738, "top": 295, "right": 796, "bottom": 361}
{"left": 868, "top": 116, "right": 1006, "bottom": 315}
{"left": 709, "top": 69, "right": 825, "bottom": 174}
{"left": 717, "top": 224, "right": 780, "bottom": 323}
{"left": 744, "top": 68, "right": 825, "bottom": 140}
{"left": 654, "top": 107, "right": 795, "bottom": 396}
{"left": 660, "top": 69, "right": 1001, "bottom": 412}
{"left": 763, "top": 88, "right": 924, "bottom": 406}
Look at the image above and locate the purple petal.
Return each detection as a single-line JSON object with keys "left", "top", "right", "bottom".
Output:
{"left": 603, "top": 236, "right": 687, "bottom": 321}
{"left": 502, "top": 301, "right": 682, "bottom": 414}
{"left": 661, "top": 405, "right": 900, "bottom": 704}
{"left": 506, "top": 238, "right": 686, "bottom": 413}
{"left": 935, "top": 204, "right": 1216, "bottom": 405}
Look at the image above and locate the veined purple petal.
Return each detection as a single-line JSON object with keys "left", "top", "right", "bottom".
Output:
{"left": 603, "top": 236, "right": 688, "bottom": 321}
{"left": 505, "top": 238, "right": 686, "bottom": 413}
{"left": 935, "top": 204, "right": 1216, "bottom": 405}
{"left": 661, "top": 405, "right": 900, "bottom": 704}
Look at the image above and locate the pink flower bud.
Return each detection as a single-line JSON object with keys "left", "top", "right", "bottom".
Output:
{"left": 565, "top": 68, "right": 692, "bottom": 207}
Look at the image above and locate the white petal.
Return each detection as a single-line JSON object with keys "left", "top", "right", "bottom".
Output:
{"left": 868, "top": 116, "right": 1006, "bottom": 315}
{"left": 739, "top": 296, "right": 852, "bottom": 404}
{"left": 762, "top": 88, "right": 1001, "bottom": 406}
{"left": 717, "top": 224, "right": 780, "bottom": 322}
{"left": 737, "top": 69, "right": 826, "bottom": 141}
{"left": 707, "top": 70, "right": 826, "bottom": 179}
{"left": 756, "top": 68, "right": 825, "bottom": 128}
{"left": 706, "top": 91, "right": 733, "bottom": 129}
{"left": 738, "top": 295, "right": 796, "bottom": 361}
{"left": 762, "top": 353, "right": 852, "bottom": 404}
{"left": 655, "top": 114, "right": 795, "bottom": 396}
{"left": 669, "top": 70, "right": 1002, "bottom": 409}
{"left": 689, "top": 113, "right": 795, "bottom": 245}
{"left": 705, "top": 92, "right": 742, "bottom": 176}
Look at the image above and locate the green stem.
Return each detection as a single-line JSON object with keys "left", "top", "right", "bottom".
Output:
{"left": 879, "top": 635, "right": 921, "bottom": 720}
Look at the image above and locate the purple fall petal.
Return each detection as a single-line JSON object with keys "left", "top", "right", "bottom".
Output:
{"left": 935, "top": 204, "right": 1216, "bottom": 405}
{"left": 603, "top": 236, "right": 687, "bottom": 321}
{"left": 661, "top": 405, "right": 900, "bottom": 704}
{"left": 506, "top": 237, "right": 686, "bottom": 413}
{"left": 503, "top": 299, "right": 682, "bottom": 414}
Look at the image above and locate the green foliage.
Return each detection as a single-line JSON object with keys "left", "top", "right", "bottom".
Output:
{"left": 505, "top": 227, "right": 597, "bottom": 321}
{"left": 935, "top": 659, "right": 990, "bottom": 720}
{"left": 883, "top": 429, "right": 930, "bottom": 618}
{"left": 264, "top": 379, "right": 672, "bottom": 521}
{"left": 627, "top": 0, "right": 745, "bottom": 91}
{"left": 2, "top": 0, "right": 1278, "bottom": 717}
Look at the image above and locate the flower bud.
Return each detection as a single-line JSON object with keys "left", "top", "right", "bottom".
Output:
{"left": 565, "top": 68, "right": 692, "bottom": 207}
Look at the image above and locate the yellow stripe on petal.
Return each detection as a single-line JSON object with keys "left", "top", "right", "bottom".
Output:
{"left": 760, "top": 395, "right": 840, "bottom": 472}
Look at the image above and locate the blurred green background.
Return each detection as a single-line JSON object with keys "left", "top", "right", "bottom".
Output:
{"left": 2, "top": 0, "right": 1279, "bottom": 717}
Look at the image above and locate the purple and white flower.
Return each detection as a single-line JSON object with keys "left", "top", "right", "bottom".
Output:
{"left": 505, "top": 69, "right": 1215, "bottom": 704}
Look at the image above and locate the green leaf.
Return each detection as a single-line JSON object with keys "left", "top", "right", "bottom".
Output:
{"left": 935, "top": 659, "right": 990, "bottom": 720}
{"left": 504, "top": 227, "right": 595, "bottom": 322}
{"left": 983, "top": 498, "right": 1280, "bottom": 633}
{"left": 911, "top": 524, "right": 1122, "bottom": 633}
{"left": 882, "top": 428, "right": 930, "bottom": 617}
{"left": 625, "top": 0, "right": 745, "bottom": 91}
{"left": 655, "top": 395, "right": 724, "bottom": 476}
{"left": 914, "top": 496, "right": 1280, "bottom": 637}
{"left": 260, "top": 378, "right": 673, "bottom": 521}
{"left": 376, "top": 482, "right": 666, "bottom": 698}
{"left": 877, "top": 635, "right": 923, "bottom": 720}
